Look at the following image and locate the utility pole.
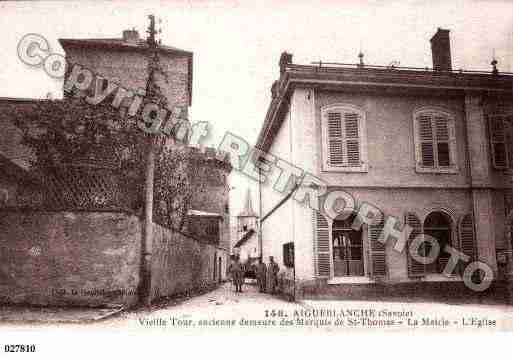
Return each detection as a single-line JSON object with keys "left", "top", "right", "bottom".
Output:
{"left": 258, "top": 166, "right": 263, "bottom": 262}
{"left": 140, "top": 14, "right": 163, "bottom": 307}
{"left": 506, "top": 168, "right": 513, "bottom": 304}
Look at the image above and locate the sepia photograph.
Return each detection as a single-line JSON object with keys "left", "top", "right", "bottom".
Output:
{"left": 1, "top": 0, "right": 513, "bottom": 356}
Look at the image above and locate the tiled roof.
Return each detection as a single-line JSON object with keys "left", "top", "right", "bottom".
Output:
{"left": 59, "top": 38, "right": 193, "bottom": 57}
{"left": 233, "top": 229, "right": 256, "bottom": 248}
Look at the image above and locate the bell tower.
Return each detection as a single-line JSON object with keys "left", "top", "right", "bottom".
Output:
{"left": 237, "top": 188, "right": 258, "bottom": 234}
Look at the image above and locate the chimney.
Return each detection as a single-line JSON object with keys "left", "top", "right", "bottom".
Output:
{"left": 122, "top": 29, "right": 139, "bottom": 44}
{"left": 430, "top": 28, "right": 452, "bottom": 71}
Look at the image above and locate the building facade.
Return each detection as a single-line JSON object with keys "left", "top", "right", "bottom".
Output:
{"left": 256, "top": 29, "right": 513, "bottom": 300}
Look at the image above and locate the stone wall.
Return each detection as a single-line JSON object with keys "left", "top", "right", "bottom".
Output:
{"left": 0, "top": 210, "right": 141, "bottom": 307}
{"left": 0, "top": 210, "right": 226, "bottom": 308}
{"left": 151, "top": 223, "right": 228, "bottom": 300}
{"left": 62, "top": 46, "right": 191, "bottom": 109}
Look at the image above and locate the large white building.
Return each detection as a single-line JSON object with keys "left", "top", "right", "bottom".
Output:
{"left": 256, "top": 28, "right": 513, "bottom": 301}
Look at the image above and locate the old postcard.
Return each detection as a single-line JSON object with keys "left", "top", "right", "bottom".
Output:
{"left": 1, "top": 0, "right": 513, "bottom": 355}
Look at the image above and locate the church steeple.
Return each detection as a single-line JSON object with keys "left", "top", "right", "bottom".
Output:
{"left": 237, "top": 188, "right": 258, "bottom": 238}
{"left": 238, "top": 188, "right": 257, "bottom": 218}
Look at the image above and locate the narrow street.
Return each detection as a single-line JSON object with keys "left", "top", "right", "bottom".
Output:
{"left": 3, "top": 283, "right": 513, "bottom": 332}
{"left": 113, "top": 282, "right": 301, "bottom": 333}
{"left": 104, "top": 282, "right": 513, "bottom": 333}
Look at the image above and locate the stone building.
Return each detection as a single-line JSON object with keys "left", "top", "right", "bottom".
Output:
{"left": 184, "top": 146, "right": 232, "bottom": 281}
{"left": 256, "top": 28, "right": 513, "bottom": 301}
{"left": 59, "top": 28, "right": 193, "bottom": 110}
{"left": 0, "top": 28, "right": 231, "bottom": 307}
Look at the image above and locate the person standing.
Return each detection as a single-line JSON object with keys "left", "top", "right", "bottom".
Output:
{"left": 267, "top": 256, "right": 280, "bottom": 294}
{"left": 229, "top": 256, "right": 244, "bottom": 293}
{"left": 256, "top": 258, "right": 267, "bottom": 293}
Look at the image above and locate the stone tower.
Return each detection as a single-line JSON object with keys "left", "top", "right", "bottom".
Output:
{"left": 59, "top": 28, "right": 193, "bottom": 110}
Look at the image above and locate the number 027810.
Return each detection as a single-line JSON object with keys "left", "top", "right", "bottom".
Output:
{"left": 4, "top": 344, "right": 36, "bottom": 353}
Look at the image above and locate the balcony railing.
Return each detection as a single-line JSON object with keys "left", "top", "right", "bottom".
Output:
{"left": 283, "top": 61, "right": 513, "bottom": 76}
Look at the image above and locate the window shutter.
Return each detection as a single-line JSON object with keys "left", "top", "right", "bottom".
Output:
{"left": 418, "top": 115, "right": 435, "bottom": 167}
{"left": 368, "top": 221, "right": 386, "bottom": 277}
{"left": 344, "top": 112, "right": 361, "bottom": 166}
{"left": 435, "top": 115, "right": 450, "bottom": 167}
{"left": 459, "top": 214, "right": 476, "bottom": 273}
{"left": 313, "top": 211, "right": 331, "bottom": 277}
{"left": 405, "top": 212, "right": 425, "bottom": 277}
{"left": 448, "top": 116, "right": 458, "bottom": 168}
{"left": 505, "top": 119, "right": 513, "bottom": 169}
{"left": 489, "top": 115, "right": 508, "bottom": 169}
{"left": 327, "top": 112, "right": 344, "bottom": 167}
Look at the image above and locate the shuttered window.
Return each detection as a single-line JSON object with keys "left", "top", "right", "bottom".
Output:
{"left": 414, "top": 110, "right": 458, "bottom": 173}
{"left": 458, "top": 214, "right": 476, "bottom": 274}
{"left": 313, "top": 210, "right": 331, "bottom": 277}
{"left": 489, "top": 114, "right": 513, "bottom": 170}
{"left": 405, "top": 212, "right": 425, "bottom": 277}
{"left": 322, "top": 106, "right": 367, "bottom": 172}
{"left": 368, "top": 221, "right": 386, "bottom": 277}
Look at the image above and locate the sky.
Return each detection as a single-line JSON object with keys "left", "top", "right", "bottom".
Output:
{"left": 1, "top": 0, "right": 512, "bottom": 216}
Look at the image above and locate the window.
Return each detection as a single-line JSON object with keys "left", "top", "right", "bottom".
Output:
{"left": 405, "top": 211, "right": 460, "bottom": 277}
{"left": 423, "top": 212, "right": 452, "bottom": 274}
{"left": 321, "top": 104, "right": 367, "bottom": 172}
{"left": 283, "top": 242, "right": 294, "bottom": 268}
{"left": 206, "top": 220, "right": 220, "bottom": 245}
{"left": 489, "top": 114, "right": 513, "bottom": 169}
{"left": 413, "top": 109, "right": 458, "bottom": 173}
{"left": 332, "top": 214, "right": 364, "bottom": 277}
{"left": 100, "top": 78, "right": 109, "bottom": 92}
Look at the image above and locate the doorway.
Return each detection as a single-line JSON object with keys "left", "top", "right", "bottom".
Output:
{"left": 218, "top": 257, "right": 222, "bottom": 283}
{"left": 332, "top": 216, "right": 364, "bottom": 276}
{"left": 213, "top": 254, "right": 217, "bottom": 282}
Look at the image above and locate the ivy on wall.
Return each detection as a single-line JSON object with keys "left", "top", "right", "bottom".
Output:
{"left": 154, "top": 146, "right": 195, "bottom": 231}
{"left": 8, "top": 96, "right": 140, "bottom": 169}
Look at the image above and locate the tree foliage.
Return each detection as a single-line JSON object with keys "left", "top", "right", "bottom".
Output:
{"left": 154, "top": 146, "right": 194, "bottom": 231}
{"left": 9, "top": 97, "right": 140, "bottom": 169}
{"left": 8, "top": 95, "right": 202, "bottom": 231}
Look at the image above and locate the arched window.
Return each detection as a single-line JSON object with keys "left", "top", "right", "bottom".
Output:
{"left": 423, "top": 211, "right": 452, "bottom": 274}
{"left": 413, "top": 108, "right": 458, "bottom": 173}
{"left": 321, "top": 104, "right": 367, "bottom": 172}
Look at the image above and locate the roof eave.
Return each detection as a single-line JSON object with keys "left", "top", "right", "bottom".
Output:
{"left": 256, "top": 68, "right": 513, "bottom": 153}
{"left": 58, "top": 38, "right": 193, "bottom": 57}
